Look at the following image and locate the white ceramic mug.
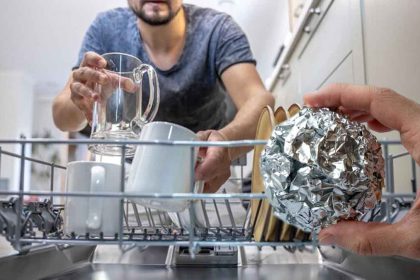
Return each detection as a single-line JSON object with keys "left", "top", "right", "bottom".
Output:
{"left": 167, "top": 181, "right": 206, "bottom": 229}
{"left": 126, "top": 121, "right": 198, "bottom": 212}
{"left": 64, "top": 161, "right": 121, "bottom": 236}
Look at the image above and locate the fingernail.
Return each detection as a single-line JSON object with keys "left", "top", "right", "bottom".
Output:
{"left": 318, "top": 232, "right": 336, "bottom": 245}
{"left": 98, "top": 59, "right": 107, "bottom": 68}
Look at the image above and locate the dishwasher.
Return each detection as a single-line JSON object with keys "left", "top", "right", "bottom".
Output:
{"left": 0, "top": 138, "right": 419, "bottom": 280}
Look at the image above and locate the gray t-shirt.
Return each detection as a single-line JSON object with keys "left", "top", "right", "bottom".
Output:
{"left": 76, "top": 4, "right": 256, "bottom": 132}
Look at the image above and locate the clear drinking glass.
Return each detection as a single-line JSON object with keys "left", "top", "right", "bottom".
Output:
{"left": 89, "top": 52, "right": 160, "bottom": 156}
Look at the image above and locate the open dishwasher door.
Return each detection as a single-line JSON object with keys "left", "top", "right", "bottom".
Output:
{"left": 0, "top": 240, "right": 95, "bottom": 280}
{"left": 2, "top": 243, "right": 420, "bottom": 280}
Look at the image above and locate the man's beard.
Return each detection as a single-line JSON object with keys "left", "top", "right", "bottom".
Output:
{"left": 130, "top": 2, "right": 182, "bottom": 26}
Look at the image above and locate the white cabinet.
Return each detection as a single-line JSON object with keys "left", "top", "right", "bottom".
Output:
{"left": 270, "top": 0, "right": 420, "bottom": 193}
{"left": 362, "top": 0, "right": 420, "bottom": 102}
{"left": 361, "top": 0, "right": 420, "bottom": 193}
{"left": 271, "top": 0, "right": 365, "bottom": 107}
{"left": 273, "top": 51, "right": 301, "bottom": 109}
{"left": 299, "top": 0, "right": 352, "bottom": 92}
{"left": 321, "top": 52, "right": 354, "bottom": 86}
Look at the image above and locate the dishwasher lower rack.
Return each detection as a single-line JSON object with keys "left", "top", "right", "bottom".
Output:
{"left": 0, "top": 193, "right": 317, "bottom": 254}
{"left": 0, "top": 138, "right": 417, "bottom": 255}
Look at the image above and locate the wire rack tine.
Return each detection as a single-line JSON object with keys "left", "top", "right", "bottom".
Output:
{"left": 118, "top": 144, "right": 127, "bottom": 247}
{"left": 49, "top": 164, "right": 55, "bottom": 204}
{"left": 243, "top": 201, "right": 251, "bottom": 229}
{"left": 176, "top": 212, "right": 183, "bottom": 229}
{"left": 15, "top": 141, "right": 26, "bottom": 251}
{"left": 157, "top": 211, "right": 164, "bottom": 227}
{"left": 145, "top": 207, "right": 152, "bottom": 226}
{"left": 201, "top": 200, "right": 211, "bottom": 228}
{"left": 212, "top": 199, "right": 223, "bottom": 228}
{"left": 131, "top": 202, "right": 142, "bottom": 227}
{"left": 223, "top": 189, "right": 236, "bottom": 229}
{"left": 123, "top": 205, "right": 129, "bottom": 229}
{"left": 147, "top": 208, "right": 156, "bottom": 228}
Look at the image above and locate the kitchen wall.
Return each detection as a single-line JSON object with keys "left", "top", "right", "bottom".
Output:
{"left": 0, "top": 0, "right": 124, "bottom": 191}
{"left": 0, "top": 0, "right": 126, "bottom": 85}
{"left": 0, "top": 72, "right": 34, "bottom": 192}
{"left": 0, "top": 0, "right": 288, "bottom": 88}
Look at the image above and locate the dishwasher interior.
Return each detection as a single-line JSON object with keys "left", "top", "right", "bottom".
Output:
{"left": 0, "top": 138, "right": 419, "bottom": 280}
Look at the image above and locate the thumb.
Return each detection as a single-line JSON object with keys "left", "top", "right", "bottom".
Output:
{"left": 196, "top": 130, "right": 213, "bottom": 141}
{"left": 319, "top": 221, "right": 401, "bottom": 256}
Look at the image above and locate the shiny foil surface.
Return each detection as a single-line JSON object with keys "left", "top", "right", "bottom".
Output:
{"left": 261, "top": 107, "right": 384, "bottom": 232}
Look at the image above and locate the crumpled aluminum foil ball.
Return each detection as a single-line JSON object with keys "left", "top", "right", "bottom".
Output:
{"left": 260, "top": 107, "right": 384, "bottom": 233}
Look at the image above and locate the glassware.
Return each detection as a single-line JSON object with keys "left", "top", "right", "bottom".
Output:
{"left": 89, "top": 52, "right": 160, "bottom": 156}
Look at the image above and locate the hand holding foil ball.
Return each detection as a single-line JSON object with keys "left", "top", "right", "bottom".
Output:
{"left": 280, "top": 83, "right": 420, "bottom": 260}
{"left": 261, "top": 106, "right": 385, "bottom": 233}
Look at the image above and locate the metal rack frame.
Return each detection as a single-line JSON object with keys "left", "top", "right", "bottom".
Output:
{"left": 0, "top": 138, "right": 417, "bottom": 255}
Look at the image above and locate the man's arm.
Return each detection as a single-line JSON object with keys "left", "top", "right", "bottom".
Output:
{"left": 219, "top": 63, "right": 275, "bottom": 158}
{"left": 195, "top": 63, "right": 274, "bottom": 192}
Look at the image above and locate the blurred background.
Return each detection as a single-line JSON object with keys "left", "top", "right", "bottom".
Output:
{"left": 0, "top": 0, "right": 291, "bottom": 193}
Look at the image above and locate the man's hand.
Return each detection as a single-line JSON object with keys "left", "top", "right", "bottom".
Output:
{"left": 70, "top": 52, "right": 138, "bottom": 122}
{"left": 319, "top": 193, "right": 420, "bottom": 259}
{"left": 195, "top": 130, "right": 231, "bottom": 193}
{"left": 53, "top": 52, "right": 140, "bottom": 131}
{"left": 70, "top": 52, "right": 108, "bottom": 122}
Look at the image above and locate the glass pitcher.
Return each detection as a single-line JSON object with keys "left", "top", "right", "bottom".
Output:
{"left": 89, "top": 52, "right": 160, "bottom": 156}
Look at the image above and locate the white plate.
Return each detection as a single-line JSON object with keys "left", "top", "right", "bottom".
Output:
{"left": 167, "top": 180, "right": 247, "bottom": 229}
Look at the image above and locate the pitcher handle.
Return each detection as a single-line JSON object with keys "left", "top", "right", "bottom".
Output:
{"left": 133, "top": 64, "right": 160, "bottom": 126}
{"left": 86, "top": 166, "right": 105, "bottom": 231}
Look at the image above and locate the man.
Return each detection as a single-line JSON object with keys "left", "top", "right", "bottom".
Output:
{"left": 52, "top": 0, "right": 274, "bottom": 192}
{"left": 305, "top": 83, "right": 420, "bottom": 260}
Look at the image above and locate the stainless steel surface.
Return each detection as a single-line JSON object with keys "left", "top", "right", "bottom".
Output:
{"left": 2, "top": 243, "right": 420, "bottom": 280}
{"left": 320, "top": 246, "right": 420, "bottom": 280}
{"left": 42, "top": 264, "right": 360, "bottom": 280}
{"left": 167, "top": 245, "right": 240, "bottom": 266}
{"left": 0, "top": 245, "right": 95, "bottom": 280}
